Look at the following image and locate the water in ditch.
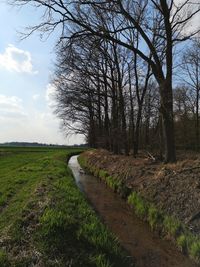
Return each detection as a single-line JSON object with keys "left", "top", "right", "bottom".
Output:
{"left": 68, "top": 155, "right": 197, "bottom": 267}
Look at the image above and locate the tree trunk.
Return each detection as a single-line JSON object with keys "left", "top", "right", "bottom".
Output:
{"left": 196, "top": 87, "right": 199, "bottom": 150}
{"left": 145, "top": 94, "right": 151, "bottom": 148}
{"left": 133, "top": 107, "right": 142, "bottom": 156}
{"left": 128, "top": 68, "right": 135, "bottom": 153}
{"left": 104, "top": 80, "right": 110, "bottom": 150}
{"left": 111, "top": 67, "right": 119, "bottom": 154}
{"left": 97, "top": 73, "right": 102, "bottom": 146}
{"left": 119, "top": 87, "right": 129, "bottom": 155}
{"left": 160, "top": 80, "right": 176, "bottom": 162}
{"left": 159, "top": 114, "right": 164, "bottom": 161}
{"left": 113, "top": 43, "right": 129, "bottom": 155}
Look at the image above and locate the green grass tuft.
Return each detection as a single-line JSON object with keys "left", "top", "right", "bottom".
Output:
{"left": 177, "top": 234, "right": 189, "bottom": 253}
{"left": 189, "top": 241, "right": 200, "bottom": 261}
{"left": 163, "top": 216, "right": 183, "bottom": 237}
{"left": 99, "top": 170, "right": 109, "bottom": 179}
{"left": 128, "top": 192, "right": 148, "bottom": 218}
{"left": 106, "top": 176, "right": 121, "bottom": 192}
{"left": 40, "top": 208, "right": 77, "bottom": 236}
{"left": 0, "top": 250, "right": 10, "bottom": 267}
{"left": 147, "top": 205, "right": 163, "bottom": 230}
{"left": 0, "top": 196, "right": 6, "bottom": 207}
{"left": 90, "top": 254, "right": 113, "bottom": 267}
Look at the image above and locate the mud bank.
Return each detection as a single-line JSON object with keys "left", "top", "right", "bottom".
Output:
{"left": 69, "top": 155, "right": 197, "bottom": 267}
{"left": 78, "top": 149, "right": 200, "bottom": 264}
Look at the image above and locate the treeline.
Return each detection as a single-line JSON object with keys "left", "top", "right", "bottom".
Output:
{"left": 54, "top": 36, "right": 200, "bottom": 158}
{"left": 0, "top": 142, "right": 86, "bottom": 148}
{"left": 11, "top": 1, "right": 200, "bottom": 162}
{"left": 0, "top": 142, "right": 65, "bottom": 147}
{"left": 55, "top": 37, "right": 158, "bottom": 156}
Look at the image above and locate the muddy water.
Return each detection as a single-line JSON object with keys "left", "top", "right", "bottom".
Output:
{"left": 68, "top": 156, "right": 197, "bottom": 267}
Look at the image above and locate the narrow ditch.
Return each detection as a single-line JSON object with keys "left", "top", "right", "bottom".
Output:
{"left": 68, "top": 155, "right": 197, "bottom": 267}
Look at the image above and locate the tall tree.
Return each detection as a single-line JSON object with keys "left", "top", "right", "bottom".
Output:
{"left": 10, "top": 0, "right": 200, "bottom": 161}
{"left": 180, "top": 39, "right": 200, "bottom": 149}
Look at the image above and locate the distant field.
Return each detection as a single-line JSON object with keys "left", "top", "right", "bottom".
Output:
{"left": 0, "top": 147, "right": 130, "bottom": 267}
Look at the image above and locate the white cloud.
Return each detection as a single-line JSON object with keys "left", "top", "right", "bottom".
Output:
{"left": 0, "top": 94, "right": 27, "bottom": 118}
{"left": 32, "top": 94, "right": 40, "bottom": 100}
{"left": 45, "top": 83, "right": 57, "bottom": 107}
{"left": 0, "top": 93, "right": 84, "bottom": 145}
{"left": 0, "top": 45, "right": 38, "bottom": 74}
{"left": 172, "top": 1, "right": 200, "bottom": 34}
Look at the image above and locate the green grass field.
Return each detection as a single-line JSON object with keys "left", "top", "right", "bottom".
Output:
{"left": 0, "top": 147, "right": 131, "bottom": 267}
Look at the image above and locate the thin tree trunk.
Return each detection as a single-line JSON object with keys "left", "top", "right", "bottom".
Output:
{"left": 160, "top": 80, "right": 176, "bottom": 162}
{"left": 133, "top": 107, "right": 142, "bottom": 156}
{"left": 196, "top": 80, "right": 199, "bottom": 150}
{"left": 113, "top": 43, "right": 129, "bottom": 155}
{"left": 128, "top": 64, "right": 135, "bottom": 153}
{"left": 104, "top": 79, "right": 110, "bottom": 150}
{"left": 97, "top": 71, "right": 102, "bottom": 146}
{"left": 111, "top": 67, "right": 119, "bottom": 154}
{"left": 159, "top": 114, "right": 164, "bottom": 161}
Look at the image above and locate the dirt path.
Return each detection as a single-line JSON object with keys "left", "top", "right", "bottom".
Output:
{"left": 69, "top": 156, "right": 197, "bottom": 267}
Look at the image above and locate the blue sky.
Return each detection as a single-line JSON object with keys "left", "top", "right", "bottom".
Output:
{"left": 0, "top": 2, "right": 84, "bottom": 145}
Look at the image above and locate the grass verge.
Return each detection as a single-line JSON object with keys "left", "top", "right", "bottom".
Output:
{"left": 0, "top": 147, "right": 131, "bottom": 267}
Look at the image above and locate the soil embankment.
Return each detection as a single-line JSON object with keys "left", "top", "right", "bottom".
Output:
{"left": 83, "top": 149, "right": 200, "bottom": 235}
{"left": 69, "top": 155, "right": 197, "bottom": 267}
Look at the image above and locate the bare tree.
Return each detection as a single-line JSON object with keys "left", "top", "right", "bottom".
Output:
{"left": 180, "top": 38, "right": 200, "bottom": 149}
{"left": 10, "top": 0, "right": 200, "bottom": 161}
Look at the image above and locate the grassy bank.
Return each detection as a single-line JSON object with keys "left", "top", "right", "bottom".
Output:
{"left": 78, "top": 152, "right": 200, "bottom": 263}
{"left": 0, "top": 147, "right": 131, "bottom": 266}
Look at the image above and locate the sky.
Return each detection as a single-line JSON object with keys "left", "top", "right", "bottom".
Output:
{"left": 0, "top": 1, "right": 199, "bottom": 146}
{"left": 0, "top": 2, "right": 84, "bottom": 145}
